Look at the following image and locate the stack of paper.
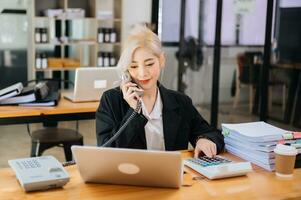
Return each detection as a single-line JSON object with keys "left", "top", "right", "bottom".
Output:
{"left": 222, "top": 121, "right": 288, "bottom": 171}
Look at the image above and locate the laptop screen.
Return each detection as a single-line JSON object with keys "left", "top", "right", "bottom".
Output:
{"left": 66, "top": 67, "right": 121, "bottom": 102}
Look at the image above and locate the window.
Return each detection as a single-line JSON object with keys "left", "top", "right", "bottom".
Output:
{"left": 159, "top": 0, "right": 268, "bottom": 46}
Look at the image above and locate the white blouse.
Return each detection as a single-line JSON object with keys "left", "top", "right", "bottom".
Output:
{"left": 141, "top": 90, "right": 165, "bottom": 151}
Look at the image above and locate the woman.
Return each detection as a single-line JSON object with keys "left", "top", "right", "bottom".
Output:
{"left": 96, "top": 25, "right": 224, "bottom": 158}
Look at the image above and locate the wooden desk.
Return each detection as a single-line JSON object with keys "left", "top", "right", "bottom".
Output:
{"left": 0, "top": 97, "right": 99, "bottom": 125}
{"left": 272, "top": 62, "right": 301, "bottom": 70}
{"left": 1, "top": 152, "right": 300, "bottom": 200}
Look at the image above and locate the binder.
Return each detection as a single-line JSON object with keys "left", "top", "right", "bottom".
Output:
{"left": 19, "top": 91, "right": 60, "bottom": 107}
{"left": 0, "top": 82, "right": 50, "bottom": 105}
{"left": 0, "top": 91, "right": 36, "bottom": 105}
{"left": 0, "top": 82, "right": 23, "bottom": 101}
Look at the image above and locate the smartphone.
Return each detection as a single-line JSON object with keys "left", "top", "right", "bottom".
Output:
{"left": 121, "top": 71, "right": 144, "bottom": 97}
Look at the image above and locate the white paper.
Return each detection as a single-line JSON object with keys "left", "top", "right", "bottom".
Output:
{"left": 222, "top": 121, "right": 287, "bottom": 142}
{"left": 226, "top": 145, "right": 275, "bottom": 171}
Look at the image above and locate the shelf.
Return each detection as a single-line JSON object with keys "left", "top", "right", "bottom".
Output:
{"left": 30, "top": 0, "right": 123, "bottom": 80}
{"left": 35, "top": 41, "right": 121, "bottom": 47}
{"left": 64, "top": 17, "right": 96, "bottom": 20}
{"left": 35, "top": 66, "right": 93, "bottom": 72}
{"left": 65, "top": 41, "right": 97, "bottom": 46}
{"left": 35, "top": 16, "right": 97, "bottom": 21}
{"left": 35, "top": 16, "right": 61, "bottom": 21}
{"left": 97, "top": 42, "right": 121, "bottom": 46}
{"left": 35, "top": 42, "right": 61, "bottom": 47}
{"left": 35, "top": 41, "right": 98, "bottom": 47}
{"left": 96, "top": 18, "right": 122, "bottom": 22}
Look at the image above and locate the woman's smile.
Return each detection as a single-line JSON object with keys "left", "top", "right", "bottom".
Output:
{"left": 138, "top": 79, "right": 151, "bottom": 85}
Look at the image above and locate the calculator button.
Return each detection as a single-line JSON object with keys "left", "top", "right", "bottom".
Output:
{"left": 188, "top": 156, "right": 233, "bottom": 167}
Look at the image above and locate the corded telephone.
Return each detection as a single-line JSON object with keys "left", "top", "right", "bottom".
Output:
{"left": 8, "top": 156, "right": 70, "bottom": 192}
{"left": 121, "top": 70, "right": 144, "bottom": 97}
{"left": 102, "top": 71, "right": 143, "bottom": 147}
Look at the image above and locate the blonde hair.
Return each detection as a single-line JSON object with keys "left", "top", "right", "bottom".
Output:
{"left": 117, "top": 24, "right": 164, "bottom": 72}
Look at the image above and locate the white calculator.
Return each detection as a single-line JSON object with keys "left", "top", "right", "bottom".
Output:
{"left": 184, "top": 156, "right": 252, "bottom": 179}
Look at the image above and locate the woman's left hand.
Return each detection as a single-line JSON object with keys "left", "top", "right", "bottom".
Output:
{"left": 194, "top": 138, "right": 217, "bottom": 158}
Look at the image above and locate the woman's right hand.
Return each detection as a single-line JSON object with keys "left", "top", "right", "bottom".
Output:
{"left": 121, "top": 82, "right": 143, "bottom": 110}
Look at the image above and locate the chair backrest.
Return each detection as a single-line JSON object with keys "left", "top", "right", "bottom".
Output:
{"left": 236, "top": 52, "right": 263, "bottom": 84}
{"left": 236, "top": 53, "right": 245, "bottom": 80}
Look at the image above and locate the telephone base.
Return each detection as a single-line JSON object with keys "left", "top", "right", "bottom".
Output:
{"left": 8, "top": 156, "right": 70, "bottom": 192}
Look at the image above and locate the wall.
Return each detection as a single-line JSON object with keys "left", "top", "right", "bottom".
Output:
{"left": 160, "top": 47, "right": 178, "bottom": 90}
{"left": 122, "top": 0, "right": 152, "bottom": 45}
{"left": 0, "top": 0, "right": 29, "bottom": 87}
{"left": 0, "top": 0, "right": 28, "bottom": 50}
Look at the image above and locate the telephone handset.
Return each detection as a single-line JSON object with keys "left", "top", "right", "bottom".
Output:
{"left": 121, "top": 70, "right": 132, "bottom": 83}
{"left": 101, "top": 71, "right": 143, "bottom": 147}
{"left": 121, "top": 71, "right": 144, "bottom": 97}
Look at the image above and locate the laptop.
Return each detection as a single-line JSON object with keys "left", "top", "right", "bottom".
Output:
{"left": 71, "top": 146, "right": 183, "bottom": 188}
{"left": 64, "top": 67, "right": 120, "bottom": 102}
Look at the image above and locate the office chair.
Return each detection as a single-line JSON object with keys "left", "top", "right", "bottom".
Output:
{"left": 233, "top": 52, "right": 287, "bottom": 114}
{"left": 28, "top": 122, "right": 83, "bottom": 161}
{"left": 25, "top": 79, "right": 84, "bottom": 161}
{"left": 233, "top": 53, "right": 259, "bottom": 113}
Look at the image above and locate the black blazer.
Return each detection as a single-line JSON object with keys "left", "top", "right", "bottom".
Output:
{"left": 96, "top": 84, "right": 224, "bottom": 153}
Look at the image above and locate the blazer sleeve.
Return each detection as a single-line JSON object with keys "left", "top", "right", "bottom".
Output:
{"left": 187, "top": 98, "right": 225, "bottom": 154}
{"left": 96, "top": 91, "right": 147, "bottom": 147}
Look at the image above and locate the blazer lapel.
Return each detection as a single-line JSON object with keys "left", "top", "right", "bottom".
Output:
{"left": 159, "top": 85, "right": 182, "bottom": 150}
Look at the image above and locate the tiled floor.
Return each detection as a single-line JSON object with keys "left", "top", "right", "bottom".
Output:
{"left": 0, "top": 120, "right": 97, "bottom": 168}
{"left": 0, "top": 103, "right": 299, "bottom": 168}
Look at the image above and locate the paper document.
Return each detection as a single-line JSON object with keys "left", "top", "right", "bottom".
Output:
{"left": 222, "top": 121, "right": 287, "bottom": 142}
{"left": 224, "top": 137, "right": 276, "bottom": 152}
{"left": 226, "top": 145, "right": 275, "bottom": 171}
